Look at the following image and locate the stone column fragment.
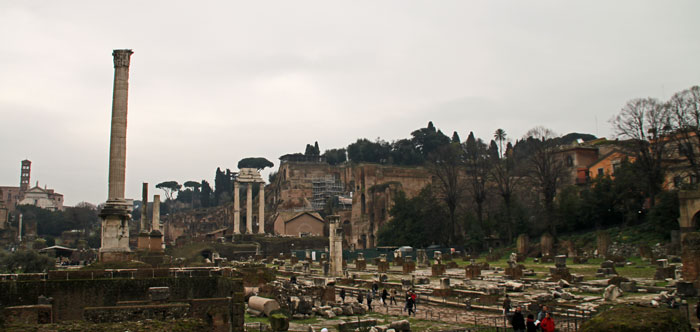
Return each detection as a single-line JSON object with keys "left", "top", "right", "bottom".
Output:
{"left": 328, "top": 215, "right": 343, "bottom": 276}
{"left": 152, "top": 195, "right": 160, "bottom": 231}
{"left": 140, "top": 183, "right": 149, "bottom": 232}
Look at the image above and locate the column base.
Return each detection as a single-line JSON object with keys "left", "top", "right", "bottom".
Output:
{"left": 137, "top": 232, "right": 151, "bottom": 251}
{"left": 99, "top": 248, "right": 132, "bottom": 262}
{"left": 149, "top": 230, "right": 164, "bottom": 252}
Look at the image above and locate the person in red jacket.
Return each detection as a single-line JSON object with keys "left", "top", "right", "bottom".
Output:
{"left": 539, "top": 312, "right": 555, "bottom": 332}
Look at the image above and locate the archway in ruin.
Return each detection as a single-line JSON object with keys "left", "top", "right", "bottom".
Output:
{"left": 678, "top": 190, "right": 700, "bottom": 238}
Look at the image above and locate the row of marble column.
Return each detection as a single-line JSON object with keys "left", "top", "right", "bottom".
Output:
{"left": 233, "top": 181, "right": 264, "bottom": 234}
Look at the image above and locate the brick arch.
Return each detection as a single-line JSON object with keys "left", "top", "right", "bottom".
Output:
{"left": 679, "top": 191, "right": 700, "bottom": 238}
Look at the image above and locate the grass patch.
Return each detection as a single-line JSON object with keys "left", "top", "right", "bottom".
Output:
{"left": 245, "top": 312, "right": 269, "bottom": 324}
{"left": 580, "top": 304, "right": 692, "bottom": 332}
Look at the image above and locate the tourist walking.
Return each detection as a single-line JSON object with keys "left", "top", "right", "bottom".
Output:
{"left": 366, "top": 290, "right": 373, "bottom": 311}
{"left": 381, "top": 288, "right": 388, "bottom": 306}
{"left": 410, "top": 291, "right": 417, "bottom": 312}
{"left": 357, "top": 290, "right": 364, "bottom": 304}
{"left": 525, "top": 314, "right": 536, "bottom": 332}
{"left": 539, "top": 312, "right": 555, "bottom": 332}
{"left": 503, "top": 294, "right": 512, "bottom": 315}
{"left": 405, "top": 292, "right": 415, "bottom": 316}
{"left": 339, "top": 288, "right": 346, "bottom": 303}
{"left": 372, "top": 282, "right": 379, "bottom": 298}
{"left": 390, "top": 289, "right": 397, "bottom": 305}
{"left": 510, "top": 306, "right": 525, "bottom": 332}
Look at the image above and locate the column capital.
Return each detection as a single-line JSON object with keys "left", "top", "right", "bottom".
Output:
{"left": 112, "top": 49, "right": 133, "bottom": 68}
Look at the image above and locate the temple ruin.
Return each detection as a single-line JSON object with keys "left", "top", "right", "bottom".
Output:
{"left": 233, "top": 168, "right": 266, "bottom": 234}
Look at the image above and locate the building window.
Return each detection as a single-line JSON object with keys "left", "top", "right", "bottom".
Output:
{"left": 674, "top": 176, "right": 682, "bottom": 188}
{"left": 566, "top": 156, "right": 574, "bottom": 167}
{"left": 597, "top": 168, "right": 604, "bottom": 176}
{"left": 612, "top": 163, "right": 621, "bottom": 175}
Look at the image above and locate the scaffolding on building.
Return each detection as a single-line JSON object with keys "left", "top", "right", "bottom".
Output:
{"left": 311, "top": 175, "right": 345, "bottom": 210}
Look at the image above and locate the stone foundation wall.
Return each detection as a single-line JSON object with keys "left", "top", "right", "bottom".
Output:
{"left": 0, "top": 273, "right": 243, "bottom": 324}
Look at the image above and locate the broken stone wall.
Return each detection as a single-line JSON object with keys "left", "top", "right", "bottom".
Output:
{"left": 162, "top": 205, "right": 233, "bottom": 244}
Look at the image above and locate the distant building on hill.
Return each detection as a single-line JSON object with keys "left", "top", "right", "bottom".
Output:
{"left": 1, "top": 160, "right": 64, "bottom": 212}
{"left": 18, "top": 182, "right": 64, "bottom": 211}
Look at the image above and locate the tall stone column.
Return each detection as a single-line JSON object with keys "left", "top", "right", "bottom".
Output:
{"left": 107, "top": 49, "right": 133, "bottom": 202}
{"left": 258, "top": 182, "right": 265, "bottom": 234}
{"left": 233, "top": 181, "right": 240, "bottom": 234}
{"left": 99, "top": 49, "right": 134, "bottom": 262}
{"left": 140, "top": 183, "right": 149, "bottom": 232}
{"left": 246, "top": 183, "right": 253, "bottom": 233}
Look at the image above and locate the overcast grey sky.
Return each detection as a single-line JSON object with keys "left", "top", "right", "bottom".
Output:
{"left": 1, "top": 1, "right": 699, "bottom": 206}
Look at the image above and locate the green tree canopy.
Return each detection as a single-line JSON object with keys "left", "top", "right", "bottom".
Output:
{"left": 0, "top": 250, "right": 54, "bottom": 273}
{"left": 410, "top": 121, "right": 451, "bottom": 159}
{"left": 214, "top": 168, "right": 234, "bottom": 205}
{"left": 323, "top": 148, "right": 347, "bottom": 165}
{"left": 347, "top": 138, "right": 392, "bottom": 163}
{"left": 200, "top": 180, "right": 213, "bottom": 208}
{"left": 377, "top": 188, "right": 449, "bottom": 247}
{"left": 238, "top": 157, "right": 274, "bottom": 170}
{"left": 184, "top": 181, "right": 201, "bottom": 190}
{"left": 156, "top": 181, "right": 181, "bottom": 200}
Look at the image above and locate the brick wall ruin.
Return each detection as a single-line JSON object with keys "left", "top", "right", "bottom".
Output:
{"left": 270, "top": 161, "right": 432, "bottom": 248}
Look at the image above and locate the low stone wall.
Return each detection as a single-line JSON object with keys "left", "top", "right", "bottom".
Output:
{"left": 84, "top": 303, "right": 190, "bottom": 323}
{"left": 3, "top": 305, "right": 52, "bottom": 325}
{"left": 190, "top": 298, "right": 243, "bottom": 332}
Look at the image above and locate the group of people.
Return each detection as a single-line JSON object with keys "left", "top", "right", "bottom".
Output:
{"left": 509, "top": 304, "right": 555, "bottom": 332}
{"left": 337, "top": 285, "right": 416, "bottom": 317}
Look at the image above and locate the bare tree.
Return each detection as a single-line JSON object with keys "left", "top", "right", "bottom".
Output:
{"left": 669, "top": 86, "right": 700, "bottom": 183}
{"left": 524, "top": 126, "right": 567, "bottom": 235}
{"left": 429, "top": 143, "right": 466, "bottom": 244}
{"left": 491, "top": 142, "right": 520, "bottom": 241}
{"left": 464, "top": 132, "right": 494, "bottom": 231}
{"left": 611, "top": 97, "right": 672, "bottom": 206}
